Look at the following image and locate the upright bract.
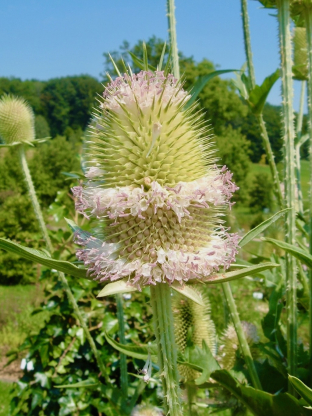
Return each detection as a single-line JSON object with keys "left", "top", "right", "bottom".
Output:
{"left": 73, "top": 70, "right": 239, "bottom": 289}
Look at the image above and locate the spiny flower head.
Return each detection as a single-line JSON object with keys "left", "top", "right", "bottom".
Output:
{"left": 0, "top": 95, "right": 35, "bottom": 144}
{"left": 73, "top": 69, "right": 239, "bottom": 289}
{"left": 131, "top": 404, "right": 163, "bottom": 416}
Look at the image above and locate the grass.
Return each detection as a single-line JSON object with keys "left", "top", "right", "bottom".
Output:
{"left": 0, "top": 381, "right": 13, "bottom": 416}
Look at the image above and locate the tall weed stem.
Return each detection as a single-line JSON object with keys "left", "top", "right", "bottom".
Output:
{"left": 276, "top": 0, "right": 297, "bottom": 384}
{"left": 167, "top": 0, "right": 180, "bottom": 79}
{"left": 18, "top": 144, "right": 109, "bottom": 383}
{"left": 303, "top": 4, "right": 312, "bottom": 383}
{"left": 240, "top": 0, "right": 283, "bottom": 208}
{"left": 222, "top": 282, "right": 262, "bottom": 390}
{"left": 295, "top": 81, "right": 306, "bottom": 214}
{"left": 150, "top": 284, "right": 182, "bottom": 415}
{"left": 116, "top": 293, "right": 128, "bottom": 396}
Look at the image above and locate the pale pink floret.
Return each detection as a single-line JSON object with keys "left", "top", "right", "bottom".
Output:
{"left": 75, "top": 230, "right": 239, "bottom": 289}
{"left": 72, "top": 166, "right": 238, "bottom": 222}
{"left": 103, "top": 71, "right": 190, "bottom": 112}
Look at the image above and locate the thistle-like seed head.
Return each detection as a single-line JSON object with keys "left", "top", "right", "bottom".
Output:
{"left": 217, "top": 322, "right": 259, "bottom": 370}
{"left": 73, "top": 69, "right": 239, "bottom": 289}
{"left": 0, "top": 95, "right": 35, "bottom": 144}
{"left": 173, "top": 287, "right": 216, "bottom": 381}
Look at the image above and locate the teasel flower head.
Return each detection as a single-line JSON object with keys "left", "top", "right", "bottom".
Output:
{"left": 173, "top": 286, "right": 216, "bottom": 381}
{"left": 217, "top": 322, "right": 259, "bottom": 370}
{"left": 0, "top": 95, "right": 35, "bottom": 145}
{"left": 73, "top": 68, "right": 239, "bottom": 290}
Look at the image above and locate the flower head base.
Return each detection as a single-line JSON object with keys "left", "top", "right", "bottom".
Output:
{"left": 0, "top": 95, "right": 35, "bottom": 144}
{"left": 73, "top": 70, "right": 239, "bottom": 289}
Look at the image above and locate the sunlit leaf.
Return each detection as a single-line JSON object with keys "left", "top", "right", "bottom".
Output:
{"left": 202, "top": 263, "right": 279, "bottom": 285}
{"left": 263, "top": 238, "right": 312, "bottom": 268}
{"left": 104, "top": 332, "right": 158, "bottom": 362}
{"left": 0, "top": 238, "right": 88, "bottom": 279}
{"left": 289, "top": 376, "right": 312, "bottom": 406}
{"left": 248, "top": 69, "right": 280, "bottom": 115}
{"left": 239, "top": 209, "right": 289, "bottom": 248}
{"left": 97, "top": 279, "right": 137, "bottom": 298}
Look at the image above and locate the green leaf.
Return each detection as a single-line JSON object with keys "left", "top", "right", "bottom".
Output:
{"left": 263, "top": 238, "right": 312, "bottom": 268}
{"left": 0, "top": 238, "right": 88, "bottom": 279}
{"left": 55, "top": 380, "right": 99, "bottom": 389}
{"left": 97, "top": 279, "right": 137, "bottom": 298}
{"left": 296, "top": 133, "right": 309, "bottom": 148}
{"left": 181, "top": 341, "right": 220, "bottom": 386}
{"left": 185, "top": 69, "right": 238, "bottom": 109}
{"left": 248, "top": 69, "right": 280, "bottom": 115}
{"left": 289, "top": 376, "right": 312, "bottom": 406}
{"left": 202, "top": 263, "right": 279, "bottom": 285}
{"left": 171, "top": 282, "right": 205, "bottom": 306}
{"left": 211, "top": 370, "right": 310, "bottom": 416}
{"left": 239, "top": 209, "right": 289, "bottom": 248}
{"left": 103, "top": 332, "right": 158, "bottom": 362}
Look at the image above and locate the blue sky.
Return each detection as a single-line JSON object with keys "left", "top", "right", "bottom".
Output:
{"left": 0, "top": 0, "right": 305, "bottom": 111}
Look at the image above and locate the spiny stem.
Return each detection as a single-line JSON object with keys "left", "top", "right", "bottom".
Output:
{"left": 276, "top": 0, "right": 297, "bottom": 385}
{"left": 295, "top": 81, "right": 306, "bottom": 214}
{"left": 18, "top": 145, "right": 53, "bottom": 252}
{"left": 166, "top": 0, "right": 180, "bottom": 79}
{"left": 186, "top": 383, "right": 198, "bottom": 416}
{"left": 18, "top": 144, "right": 109, "bottom": 384}
{"left": 150, "top": 284, "right": 182, "bottom": 416}
{"left": 116, "top": 293, "right": 128, "bottom": 396}
{"left": 222, "top": 282, "right": 262, "bottom": 390}
{"left": 241, "top": 0, "right": 256, "bottom": 88}
{"left": 240, "top": 0, "right": 283, "bottom": 208}
{"left": 303, "top": 4, "right": 312, "bottom": 385}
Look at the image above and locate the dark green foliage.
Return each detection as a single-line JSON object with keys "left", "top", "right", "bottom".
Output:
{"left": 9, "top": 271, "right": 157, "bottom": 416}
{"left": 40, "top": 75, "right": 102, "bottom": 137}
{"left": 214, "top": 126, "right": 251, "bottom": 203}
{"left": 34, "top": 115, "right": 50, "bottom": 139}
{"left": 249, "top": 173, "right": 273, "bottom": 213}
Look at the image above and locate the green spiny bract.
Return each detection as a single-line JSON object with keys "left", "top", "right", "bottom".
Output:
{"left": 173, "top": 287, "right": 216, "bottom": 381}
{"left": 73, "top": 70, "right": 238, "bottom": 288}
{"left": 0, "top": 95, "right": 35, "bottom": 145}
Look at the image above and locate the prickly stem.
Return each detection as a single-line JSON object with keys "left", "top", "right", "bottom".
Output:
{"left": 166, "top": 0, "right": 180, "bottom": 79}
{"left": 150, "top": 284, "right": 182, "bottom": 416}
{"left": 276, "top": 0, "right": 297, "bottom": 388}
{"left": 222, "top": 282, "right": 262, "bottom": 390}
{"left": 240, "top": 0, "right": 283, "bottom": 208}
{"left": 116, "top": 293, "right": 128, "bottom": 396}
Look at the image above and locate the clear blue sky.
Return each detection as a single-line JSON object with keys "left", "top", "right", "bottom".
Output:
{"left": 0, "top": 0, "right": 305, "bottom": 111}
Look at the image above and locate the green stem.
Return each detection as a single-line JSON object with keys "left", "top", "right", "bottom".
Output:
{"left": 150, "top": 283, "right": 182, "bottom": 416}
{"left": 295, "top": 81, "right": 306, "bottom": 214}
{"left": 257, "top": 114, "right": 284, "bottom": 208}
{"left": 18, "top": 144, "right": 109, "bottom": 384}
{"left": 18, "top": 145, "right": 53, "bottom": 252}
{"left": 222, "top": 283, "right": 262, "bottom": 390}
{"left": 303, "top": 4, "right": 312, "bottom": 384}
{"left": 166, "top": 0, "right": 180, "bottom": 79}
{"left": 241, "top": 0, "right": 256, "bottom": 88}
{"left": 240, "top": 0, "right": 283, "bottom": 208}
{"left": 276, "top": 0, "right": 297, "bottom": 384}
{"left": 116, "top": 293, "right": 128, "bottom": 397}
{"left": 186, "top": 383, "right": 198, "bottom": 416}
